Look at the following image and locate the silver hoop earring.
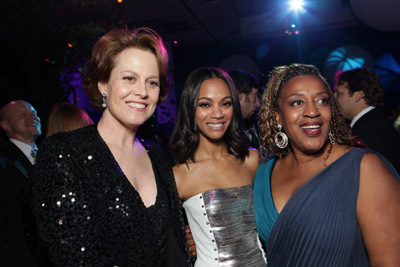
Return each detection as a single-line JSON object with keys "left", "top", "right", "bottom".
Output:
{"left": 274, "top": 124, "right": 288, "bottom": 149}
{"left": 329, "top": 131, "right": 335, "bottom": 144}
{"left": 101, "top": 93, "right": 107, "bottom": 108}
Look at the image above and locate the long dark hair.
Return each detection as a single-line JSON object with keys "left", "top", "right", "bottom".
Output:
{"left": 170, "top": 66, "right": 249, "bottom": 164}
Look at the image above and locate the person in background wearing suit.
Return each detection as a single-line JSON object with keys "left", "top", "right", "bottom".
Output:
{"left": 229, "top": 69, "right": 261, "bottom": 148}
{"left": 0, "top": 100, "right": 41, "bottom": 267}
{"left": 334, "top": 68, "right": 400, "bottom": 173}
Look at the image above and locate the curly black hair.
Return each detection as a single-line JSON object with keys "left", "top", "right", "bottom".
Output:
{"left": 258, "top": 63, "right": 356, "bottom": 159}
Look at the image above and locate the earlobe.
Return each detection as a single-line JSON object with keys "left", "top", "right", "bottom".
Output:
{"left": 98, "top": 82, "right": 106, "bottom": 94}
{"left": 275, "top": 111, "right": 281, "bottom": 126}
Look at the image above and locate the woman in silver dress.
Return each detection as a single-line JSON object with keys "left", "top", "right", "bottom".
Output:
{"left": 170, "top": 67, "right": 267, "bottom": 266}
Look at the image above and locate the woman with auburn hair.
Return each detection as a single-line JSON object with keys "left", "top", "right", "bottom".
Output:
{"left": 33, "top": 28, "right": 190, "bottom": 266}
{"left": 170, "top": 67, "right": 267, "bottom": 266}
{"left": 254, "top": 63, "right": 400, "bottom": 266}
{"left": 46, "top": 102, "right": 93, "bottom": 136}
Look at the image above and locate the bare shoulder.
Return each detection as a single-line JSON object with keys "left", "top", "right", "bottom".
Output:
{"left": 358, "top": 151, "right": 400, "bottom": 207}
{"left": 173, "top": 162, "right": 194, "bottom": 199}
{"left": 357, "top": 152, "right": 400, "bottom": 265}
{"left": 360, "top": 152, "right": 398, "bottom": 184}
{"left": 247, "top": 148, "right": 260, "bottom": 162}
{"left": 172, "top": 163, "right": 189, "bottom": 186}
{"left": 245, "top": 148, "right": 260, "bottom": 174}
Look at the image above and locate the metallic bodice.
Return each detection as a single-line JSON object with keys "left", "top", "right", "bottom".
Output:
{"left": 183, "top": 185, "right": 267, "bottom": 267}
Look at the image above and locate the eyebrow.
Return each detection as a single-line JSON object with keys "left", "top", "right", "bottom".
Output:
{"left": 287, "top": 91, "right": 328, "bottom": 97}
{"left": 198, "top": 96, "right": 232, "bottom": 101}
{"left": 121, "top": 70, "right": 159, "bottom": 80}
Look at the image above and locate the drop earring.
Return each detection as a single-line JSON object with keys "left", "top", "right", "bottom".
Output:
{"left": 329, "top": 130, "right": 335, "bottom": 144}
{"left": 274, "top": 124, "right": 288, "bottom": 149}
{"left": 101, "top": 93, "right": 107, "bottom": 108}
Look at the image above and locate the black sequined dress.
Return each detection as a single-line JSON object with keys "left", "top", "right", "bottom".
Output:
{"left": 32, "top": 125, "right": 190, "bottom": 267}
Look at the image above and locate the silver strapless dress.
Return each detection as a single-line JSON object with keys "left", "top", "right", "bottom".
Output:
{"left": 183, "top": 185, "right": 267, "bottom": 267}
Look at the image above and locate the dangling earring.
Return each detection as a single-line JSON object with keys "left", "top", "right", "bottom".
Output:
{"left": 274, "top": 124, "right": 288, "bottom": 149}
{"left": 101, "top": 93, "right": 107, "bottom": 108}
{"left": 329, "top": 130, "right": 335, "bottom": 144}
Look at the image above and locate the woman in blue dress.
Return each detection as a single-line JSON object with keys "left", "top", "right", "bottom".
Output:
{"left": 254, "top": 63, "right": 400, "bottom": 266}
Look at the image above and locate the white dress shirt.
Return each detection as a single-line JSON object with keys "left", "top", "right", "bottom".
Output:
{"left": 350, "top": 106, "right": 375, "bottom": 128}
{"left": 9, "top": 138, "right": 38, "bottom": 165}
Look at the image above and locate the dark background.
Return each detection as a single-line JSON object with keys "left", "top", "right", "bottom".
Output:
{"left": 1, "top": 0, "right": 399, "bottom": 141}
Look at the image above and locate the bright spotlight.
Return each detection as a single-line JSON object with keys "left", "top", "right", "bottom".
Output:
{"left": 289, "top": 0, "right": 305, "bottom": 12}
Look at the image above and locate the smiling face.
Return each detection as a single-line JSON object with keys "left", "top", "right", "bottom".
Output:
{"left": 276, "top": 75, "right": 331, "bottom": 154}
{"left": 98, "top": 47, "right": 160, "bottom": 130}
{"left": 195, "top": 78, "right": 233, "bottom": 142}
{"left": 0, "top": 100, "right": 41, "bottom": 144}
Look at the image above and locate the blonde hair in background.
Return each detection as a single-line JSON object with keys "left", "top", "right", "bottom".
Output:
{"left": 46, "top": 102, "right": 94, "bottom": 137}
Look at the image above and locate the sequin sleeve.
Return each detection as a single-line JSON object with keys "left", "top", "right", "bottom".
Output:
{"left": 32, "top": 133, "right": 107, "bottom": 266}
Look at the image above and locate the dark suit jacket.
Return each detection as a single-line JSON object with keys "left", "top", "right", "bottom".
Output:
{"left": 352, "top": 108, "right": 400, "bottom": 173}
{"left": 0, "top": 140, "right": 37, "bottom": 267}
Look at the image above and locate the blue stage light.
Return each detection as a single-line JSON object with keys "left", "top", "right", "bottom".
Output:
{"left": 289, "top": 0, "right": 305, "bottom": 12}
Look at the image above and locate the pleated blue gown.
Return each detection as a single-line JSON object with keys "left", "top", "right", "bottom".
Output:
{"left": 254, "top": 148, "right": 400, "bottom": 267}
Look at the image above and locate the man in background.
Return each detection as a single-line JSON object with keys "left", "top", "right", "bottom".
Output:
{"left": 229, "top": 69, "right": 261, "bottom": 149}
{"left": 334, "top": 68, "right": 400, "bottom": 173}
{"left": 0, "top": 100, "right": 41, "bottom": 266}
